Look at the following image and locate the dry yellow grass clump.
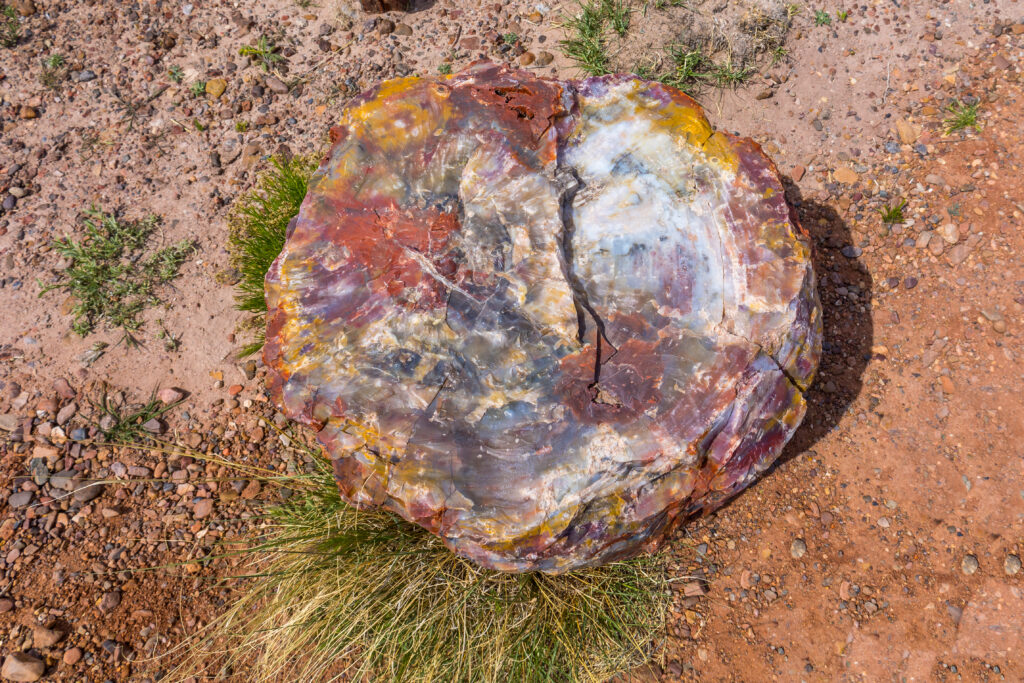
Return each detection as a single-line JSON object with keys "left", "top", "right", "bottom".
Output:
{"left": 171, "top": 455, "right": 668, "bottom": 682}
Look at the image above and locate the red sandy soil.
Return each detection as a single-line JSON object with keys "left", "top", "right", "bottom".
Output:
{"left": 1, "top": 0, "right": 1022, "bottom": 681}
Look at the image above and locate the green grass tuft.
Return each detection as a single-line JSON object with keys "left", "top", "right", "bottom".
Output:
{"left": 878, "top": 198, "right": 907, "bottom": 225}
{"left": 41, "top": 207, "right": 192, "bottom": 345}
{"left": 606, "top": 0, "right": 630, "bottom": 37}
{"left": 560, "top": 1, "right": 614, "bottom": 76}
{"left": 710, "top": 59, "right": 752, "bottom": 87}
{"left": 652, "top": 45, "right": 754, "bottom": 95}
{"left": 40, "top": 53, "right": 68, "bottom": 90}
{"left": 814, "top": 9, "right": 831, "bottom": 26}
{"left": 943, "top": 99, "right": 980, "bottom": 135}
{"left": 173, "top": 454, "right": 669, "bottom": 682}
{"left": 438, "top": 62, "right": 453, "bottom": 75}
{"left": 168, "top": 64, "right": 185, "bottom": 83}
{"left": 659, "top": 47, "right": 711, "bottom": 93}
{"left": 1, "top": 4, "right": 18, "bottom": 48}
{"left": 228, "top": 155, "right": 317, "bottom": 356}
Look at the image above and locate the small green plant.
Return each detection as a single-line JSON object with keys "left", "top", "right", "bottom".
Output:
{"left": 1, "top": 4, "right": 18, "bottom": 48}
{"left": 170, "top": 452, "right": 669, "bottom": 682}
{"left": 659, "top": 47, "right": 711, "bottom": 93}
{"left": 878, "top": 198, "right": 908, "bottom": 224}
{"left": 192, "top": 118, "right": 207, "bottom": 132}
{"left": 657, "top": 47, "right": 748, "bottom": 92}
{"left": 189, "top": 80, "right": 206, "bottom": 97}
{"left": 228, "top": 155, "right": 318, "bottom": 356}
{"left": 770, "top": 44, "right": 790, "bottom": 64}
{"left": 503, "top": 32, "right": 519, "bottom": 44}
{"left": 156, "top": 319, "right": 181, "bottom": 351}
{"left": 836, "top": 9, "right": 848, "bottom": 21}
{"left": 711, "top": 59, "right": 753, "bottom": 87}
{"left": 168, "top": 65, "right": 184, "bottom": 83}
{"left": 235, "top": 120, "right": 249, "bottom": 132}
{"left": 438, "top": 62, "right": 453, "bottom": 75}
{"left": 560, "top": 1, "right": 612, "bottom": 76}
{"left": 40, "top": 53, "right": 68, "bottom": 90}
{"left": 814, "top": 9, "right": 831, "bottom": 25}
{"left": 786, "top": 2, "right": 802, "bottom": 18}
{"left": 239, "top": 35, "right": 284, "bottom": 72}
{"left": 41, "top": 207, "right": 193, "bottom": 344}
{"left": 943, "top": 99, "right": 980, "bottom": 134}
{"left": 90, "top": 384, "right": 183, "bottom": 444}
{"left": 606, "top": 0, "right": 630, "bottom": 37}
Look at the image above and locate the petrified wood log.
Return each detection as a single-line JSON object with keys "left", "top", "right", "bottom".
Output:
{"left": 264, "top": 62, "right": 822, "bottom": 573}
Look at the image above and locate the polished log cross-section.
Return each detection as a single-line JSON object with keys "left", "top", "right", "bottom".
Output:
{"left": 264, "top": 62, "right": 822, "bottom": 573}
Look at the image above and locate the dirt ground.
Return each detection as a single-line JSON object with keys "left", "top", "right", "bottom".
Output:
{"left": 1, "top": 0, "right": 1023, "bottom": 681}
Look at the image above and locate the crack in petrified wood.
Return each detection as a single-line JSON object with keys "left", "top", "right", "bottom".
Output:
{"left": 556, "top": 167, "right": 618, "bottom": 388}
{"left": 263, "top": 62, "right": 822, "bottom": 573}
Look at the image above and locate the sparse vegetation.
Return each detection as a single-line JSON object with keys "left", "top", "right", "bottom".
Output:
{"left": 606, "top": 0, "right": 630, "bottom": 36}
{"left": 228, "top": 155, "right": 317, "bottom": 356}
{"left": 40, "top": 53, "right": 68, "bottom": 90}
{"left": 943, "top": 99, "right": 980, "bottom": 134}
{"left": 156, "top": 319, "right": 181, "bottom": 351}
{"left": 837, "top": 9, "right": 849, "bottom": 22}
{"left": 659, "top": 47, "right": 711, "bottom": 92}
{"left": 1, "top": 4, "right": 18, "bottom": 48}
{"left": 564, "top": 0, "right": 786, "bottom": 90}
{"left": 235, "top": 120, "right": 250, "bottom": 132}
{"left": 814, "top": 9, "right": 832, "bottom": 26}
{"left": 559, "top": 0, "right": 614, "bottom": 76}
{"left": 438, "top": 62, "right": 453, "bottom": 75}
{"left": 168, "top": 64, "right": 184, "bottom": 83}
{"left": 711, "top": 58, "right": 753, "bottom": 87}
{"left": 878, "top": 198, "right": 908, "bottom": 225}
{"left": 41, "top": 207, "right": 193, "bottom": 344}
{"left": 90, "top": 384, "right": 183, "bottom": 444}
{"left": 503, "top": 32, "right": 519, "bottom": 44}
{"left": 173, "top": 451, "right": 669, "bottom": 682}
{"left": 189, "top": 80, "right": 206, "bottom": 97}
{"left": 654, "top": 45, "right": 755, "bottom": 95}
{"left": 239, "top": 35, "right": 284, "bottom": 72}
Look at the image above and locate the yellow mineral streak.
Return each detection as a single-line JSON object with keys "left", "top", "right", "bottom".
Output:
{"left": 345, "top": 77, "right": 452, "bottom": 155}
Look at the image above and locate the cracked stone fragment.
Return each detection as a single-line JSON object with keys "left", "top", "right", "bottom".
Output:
{"left": 264, "top": 63, "right": 822, "bottom": 573}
